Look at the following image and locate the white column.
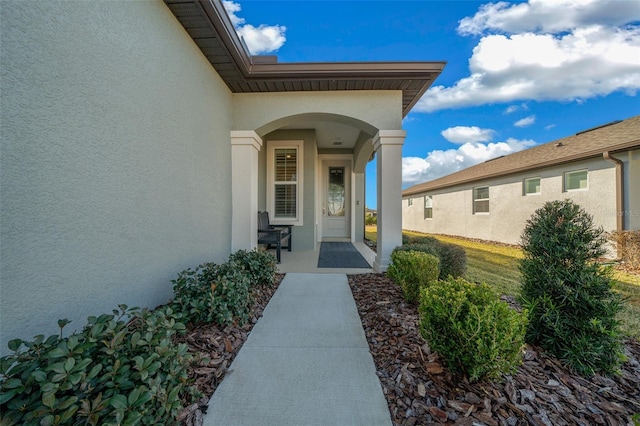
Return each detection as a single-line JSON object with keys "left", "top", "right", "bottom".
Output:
{"left": 373, "top": 130, "right": 406, "bottom": 272}
{"left": 231, "top": 131, "right": 262, "bottom": 252}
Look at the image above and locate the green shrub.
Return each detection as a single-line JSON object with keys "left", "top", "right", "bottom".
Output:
{"left": 170, "top": 260, "right": 251, "bottom": 326}
{"left": 435, "top": 242, "right": 467, "bottom": 279}
{"left": 0, "top": 305, "right": 199, "bottom": 426}
{"left": 419, "top": 277, "right": 527, "bottom": 382}
{"left": 387, "top": 250, "right": 439, "bottom": 302}
{"left": 520, "top": 200, "right": 625, "bottom": 376}
{"left": 403, "top": 235, "right": 439, "bottom": 245}
{"left": 365, "top": 214, "right": 377, "bottom": 226}
{"left": 229, "top": 249, "right": 277, "bottom": 287}
{"left": 396, "top": 240, "right": 466, "bottom": 279}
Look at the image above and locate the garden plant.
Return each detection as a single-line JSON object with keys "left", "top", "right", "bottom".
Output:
{"left": 419, "top": 276, "right": 527, "bottom": 382}
{"left": 0, "top": 249, "right": 278, "bottom": 425}
{"left": 387, "top": 250, "right": 439, "bottom": 302}
{"left": 520, "top": 199, "right": 625, "bottom": 376}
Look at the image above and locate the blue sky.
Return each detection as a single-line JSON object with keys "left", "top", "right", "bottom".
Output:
{"left": 224, "top": 0, "right": 640, "bottom": 208}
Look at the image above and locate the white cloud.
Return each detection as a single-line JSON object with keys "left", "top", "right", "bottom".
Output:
{"left": 223, "top": 1, "right": 286, "bottom": 54}
{"left": 545, "top": 124, "right": 557, "bottom": 130}
{"left": 504, "top": 103, "right": 529, "bottom": 114}
{"left": 514, "top": 115, "right": 536, "bottom": 127}
{"left": 417, "top": 0, "right": 640, "bottom": 113}
{"left": 441, "top": 126, "right": 496, "bottom": 144}
{"left": 458, "top": 0, "right": 640, "bottom": 36}
{"left": 402, "top": 138, "right": 536, "bottom": 186}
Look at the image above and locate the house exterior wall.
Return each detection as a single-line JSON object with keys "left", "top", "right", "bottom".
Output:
{"left": 1, "top": 1, "right": 233, "bottom": 352}
{"left": 402, "top": 157, "right": 619, "bottom": 247}
{"left": 232, "top": 91, "right": 403, "bottom": 134}
{"left": 258, "top": 129, "right": 318, "bottom": 250}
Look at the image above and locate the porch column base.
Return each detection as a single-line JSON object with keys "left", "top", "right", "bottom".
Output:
{"left": 231, "top": 131, "right": 262, "bottom": 252}
{"left": 373, "top": 130, "right": 405, "bottom": 272}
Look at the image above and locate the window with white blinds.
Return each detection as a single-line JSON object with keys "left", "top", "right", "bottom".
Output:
{"left": 267, "top": 141, "right": 303, "bottom": 225}
{"left": 424, "top": 196, "right": 433, "bottom": 219}
{"left": 473, "top": 186, "right": 490, "bottom": 214}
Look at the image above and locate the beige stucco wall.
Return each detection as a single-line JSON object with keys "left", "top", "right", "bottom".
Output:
{"left": 1, "top": 1, "right": 233, "bottom": 352}
{"left": 403, "top": 158, "right": 618, "bottom": 247}
{"left": 232, "top": 91, "right": 403, "bottom": 135}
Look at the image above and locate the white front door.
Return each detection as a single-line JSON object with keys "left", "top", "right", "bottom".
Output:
{"left": 322, "top": 161, "right": 350, "bottom": 238}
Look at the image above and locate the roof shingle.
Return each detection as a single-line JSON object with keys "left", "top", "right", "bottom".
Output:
{"left": 403, "top": 115, "right": 640, "bottom": 196}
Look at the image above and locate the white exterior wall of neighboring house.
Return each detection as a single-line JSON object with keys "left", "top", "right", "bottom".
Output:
{"left": 402, "top": 157, "right": 618, "bottom": 246}
{"left": 1, "top": 1, "right": 234, "bottom": 351}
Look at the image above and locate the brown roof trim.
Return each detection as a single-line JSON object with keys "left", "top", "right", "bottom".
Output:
{"left": 403, "top": 116, "right": 640, "bottom": 197}
{"left": 404, "top": 141, "right": 640, "bottom": 197}
{"left": 165, "top": 0, "right": 446, "bottom": 116}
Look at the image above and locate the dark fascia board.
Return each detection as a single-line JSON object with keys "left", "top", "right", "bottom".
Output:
{"left": 402, "top": 140, "right": 640, "bottom": 197}
{"left": 196, "top": 0, "right": 253, "bottom": 72}
{"left": 194, "top": 0, "right": 446, "bottom": 114}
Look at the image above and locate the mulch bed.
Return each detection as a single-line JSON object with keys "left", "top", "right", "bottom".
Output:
{"left": 348, "top": 273, "right": 640, "bottom": 426}
{"left": 178, "top": 272, "right": 639, "bottom": 425}
{"left": 177, "top": 275, "right": 284, "bottom": 426}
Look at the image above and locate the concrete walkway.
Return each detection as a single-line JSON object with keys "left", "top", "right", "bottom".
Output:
{"left": 204, "top": 273, "right": 392, "bottom": 426}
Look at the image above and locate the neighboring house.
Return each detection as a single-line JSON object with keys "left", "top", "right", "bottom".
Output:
{"left": 402, "top": 116, "right": 640, "bottom": 249}
{"left": 0, "top": 0, "right": 444, "bottom": 350}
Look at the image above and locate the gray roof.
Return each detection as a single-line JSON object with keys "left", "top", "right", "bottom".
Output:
{"left": 403, "top": 115, "right": 640, "bottom": 196}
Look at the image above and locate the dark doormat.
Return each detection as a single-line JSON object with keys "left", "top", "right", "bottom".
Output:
{"left": 317, "top": 242, "right": 371, "bottom": 268}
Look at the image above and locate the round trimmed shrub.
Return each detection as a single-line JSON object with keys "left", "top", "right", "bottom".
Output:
{"left": 387, "top": 250, "right": 439, "bottom": 303}
{"left": 395, "top": 239, "right": 466, "bottom": 279}
{"left": 419, "top": 277, "right": 527, "bottom": 382}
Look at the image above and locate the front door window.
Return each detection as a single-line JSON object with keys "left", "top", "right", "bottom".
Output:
{"left": 328, "top": 167, "right": 345, "bottom": 217}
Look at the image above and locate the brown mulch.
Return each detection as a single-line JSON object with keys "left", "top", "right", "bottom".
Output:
{"left": 176, "top": 275, "right": 284, "bottom": 426}
{"left": 348, "top": 273, "right": 640, "bottom": 426}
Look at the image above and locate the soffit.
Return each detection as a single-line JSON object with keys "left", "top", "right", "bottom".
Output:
{"left": 164, "top": 0, "right": 445, "bottom": 117}
{"left": 403, "top": 115, "right": 640, "bottom": 196}
{"left": 279, "top": 120, "right": 364, "bottom": 149}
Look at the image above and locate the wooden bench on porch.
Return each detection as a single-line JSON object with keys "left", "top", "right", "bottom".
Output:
{"left": 257, "top": 211, "right": 292, "bottom": 263}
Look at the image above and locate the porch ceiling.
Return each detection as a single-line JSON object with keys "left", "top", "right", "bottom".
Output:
{"left": 164, "top": 0, "right": 446, "bottom": 117}
{"left": 281, "top": 120, "right": 364, "bottom": 150}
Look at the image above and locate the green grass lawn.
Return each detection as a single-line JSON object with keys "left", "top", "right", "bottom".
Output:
{"left": 365, "top": 227, "right": 640, "bottom": 338}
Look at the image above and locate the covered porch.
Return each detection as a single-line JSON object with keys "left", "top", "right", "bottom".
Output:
{"left": 272, "top": 240, "right": 377, "bottom": 274}
{"left": 231, "top": 105, "right": 406, "bottom": 272}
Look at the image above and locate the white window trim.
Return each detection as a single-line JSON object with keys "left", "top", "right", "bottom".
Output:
{"left": 564, "top": 169, "right": 588, "bottom": 192}
{"left": 424, "top": 195, "right": 433, "bottom": 220}
{"left": 523, "top": 177, "right": 541, "bottom": 196}
{"left": 267, "top": 140, "right": 304, "bottom": 226}
{"left": 473, "top": 186, "right": 490, "bottom": 215}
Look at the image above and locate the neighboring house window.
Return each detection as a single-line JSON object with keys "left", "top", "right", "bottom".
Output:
{"left": 424, "top": 196, "right": 433, "bottom": 219}
{"left": 564, "top": 169, "right": 588, "bottom": 191}
{"left": 408, "top": 198, "right": 413, "bottom": 206}
{"left": 473, "top": 186, "right": 489, "bottom": 214}
{"left": 267, "top": 141, "right": 303, "bottom": 225}
{"left": 523, "top": 177, "right": 541, "bottom": 195}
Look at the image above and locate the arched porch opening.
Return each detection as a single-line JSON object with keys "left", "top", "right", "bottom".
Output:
{"left": 232, "top": 112, "right": 405, "bottom": 271}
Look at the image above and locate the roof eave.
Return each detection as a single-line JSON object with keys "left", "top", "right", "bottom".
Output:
{"left": 403, "top": 139, "right": 640, "bottom": 196}
{"left": 165, "top": 0, "right": 445, "bottom": 117}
